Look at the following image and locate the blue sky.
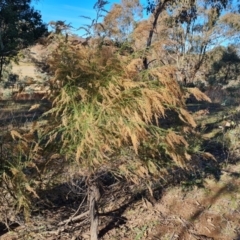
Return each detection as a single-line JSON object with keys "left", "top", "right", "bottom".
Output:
{"left": 32, "top": 0, "right": 122, "bottom": 34}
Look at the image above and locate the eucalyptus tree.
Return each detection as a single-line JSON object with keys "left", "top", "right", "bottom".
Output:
{"left": 138, "top": 0, "right": 240, "bottom": 84}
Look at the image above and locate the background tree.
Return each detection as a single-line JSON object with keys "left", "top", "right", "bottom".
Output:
{"left": 48, "top": 20, "right": 71, "bottom": 35}
{"left": 130, "top": 0, "right": 240, "bottom": 108}
{"left": 95, "top": 0, "right": 142, "bottom": 41}
{"left": 0, "top": 0, "right": 47, "bottom": 81}
{"left": 206, "top": 45, "right": 240, "bottom": 86}
{"left": 133, "top": 0, "right": 240, "bottom": 82}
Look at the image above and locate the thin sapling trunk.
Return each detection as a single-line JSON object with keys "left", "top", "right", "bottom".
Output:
{"left": 89, "top": 182, "right": 101, "bottom": 240}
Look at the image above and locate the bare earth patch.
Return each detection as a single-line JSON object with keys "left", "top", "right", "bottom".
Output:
{"left": 11, "top": 63, "right": 37, "bottom": 79}
{"left": 0, "top": 162, "right": 239, "bottom": 240}
{"left": 98, "top": 165, "right": 239, "bottom": 240}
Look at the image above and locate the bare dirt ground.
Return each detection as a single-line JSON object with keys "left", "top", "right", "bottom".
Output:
{"left": 11, "top": 63, "right": 37, "bottom": 79}
{"left": 107, "top": 165, "right": 240, "bottom": 240}
{"left": 11, "top": 44, "right": 47, "bottom": 79}
{"left": 0, "top": 161, "right": 239, "bottom": 240}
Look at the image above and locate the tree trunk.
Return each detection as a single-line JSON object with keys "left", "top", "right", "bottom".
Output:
{"left": 89, "top": 183, "right": 100, "bottom": 240}
{"left": 143, "top": 0, "right": 170, "bottom": 69}
{"left": 0, "top": 55, "right": 4, "bottom": 82}
{"left": 0, "top": 28, "right": 4, "bottom": 82}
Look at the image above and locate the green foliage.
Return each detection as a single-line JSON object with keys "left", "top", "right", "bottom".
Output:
{"left": 44, "top": 36, "right": 199, "bottom": 184}
{"left": 0, "top": 0, "right": 47, "bottom": 52}
{"left": 0, "top": 129, "right": 40, "bottom": 220}
{"left": 0, "top": 0, "right": 47, "bottom": 80}
{"left": 144, "top": 0, "right": 239, "bottom": 85}
{"left": 0, "top": 123, "right": 68, "bottom": 221}
{"left": 0, "top": 61, "right": 12, "bottom": 83}
{"left": 207, "top": 46, "right": 240, "bottom": 86}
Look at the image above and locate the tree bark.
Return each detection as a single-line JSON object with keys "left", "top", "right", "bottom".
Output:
{"left": 143, "top": 0, "right": 170, "bottom": 69}
{"left": 0, "top": 28, "right": 4, "bottom": 82}
{"left": 0, "top": 55, "right": 4, "bottom": 82}
{"left": 89, "top": 183, "right": 100, "bottom": 240}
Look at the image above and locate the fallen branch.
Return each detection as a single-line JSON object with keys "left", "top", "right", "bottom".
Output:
{"left": 45, "top": 219, "right": 88, "bottom": 236}
{"left": 57, "top": 195, "right": 87, "bottom": 227}
{"left": 57, "top": 210, "right": 89, "bottom": 227}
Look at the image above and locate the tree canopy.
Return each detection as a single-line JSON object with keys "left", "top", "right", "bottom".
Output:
{"left": 0, "top": 0, "right": 47, "bottom": 80}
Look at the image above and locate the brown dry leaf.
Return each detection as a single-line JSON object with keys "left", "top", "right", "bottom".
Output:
{"left": 119, "top": 165, "right": 129, "bottom": 175}
{"left": 130, "top": 133, "right": 139, "bottom": 154}
{"left": 166, "top": 131, "right": 189, "bottom": 149}
{"left": 147, "top": 184, "right": 153, "bottom": 197}
{"left": 22, "top": 132, "right": 35, "bottom": 142}
{"left": 81, "top": 233, "right": 90, "bottom": 239}
{"left": 26, "top": 162, "right": 40, "bottom": 174}
{"left": 183, "top": 126, "right": 192, "bottom": 133}
{"left": 126, "top": 58, "right": 142, "bottom": 74}
{"left": 32, "top": 143, "right": 41, "bottom": 153}
{"left": 18, "top": 140, "right": 28, "bottom": 151}
{"left": 32, "top": 121, "right": 38, "bottom": 129}
{"left": 179, "top": 108, "right": 197, "bottom": 128}
{"left": 28, "top": 104, "right": 40, "bottom": 111}
{"left": 139, "top": 166, "right": 148, "bottom": 176}
{"left": 136, "top": 169, "right": 145, "bottom": 178}
{"left": 10, "top": 130, "right": 22, "bottom": 140}
{"left": 50, "top": 153, "right": 62, "bottom": 159}
{"left": 184, "top": 152, "right": 192, "bottom": 161}
{"left": 142, "top": 198, "right": 153, "bottom": 209}
{"left": 202, "top": 152, "right": 216, "bottom": 161}
{"left": 25, "top": 183, "right": 39, "bottom": 198}
{"left": 10, "top": 167, "right": 19, "bottom": 176}
{"left": 130, "top": 176, "right": 139, "bottom": 185}
{"left": 187, "top": 87, "right": 211, "bottom": 102}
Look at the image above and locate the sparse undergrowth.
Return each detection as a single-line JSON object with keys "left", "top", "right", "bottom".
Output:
{"left": 0, "top": 161, "right": 239, "bottom": 240}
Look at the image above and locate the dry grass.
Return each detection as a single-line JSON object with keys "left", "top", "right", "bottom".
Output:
{"left": 0, "top": 161, "right": 239, "bottom": 240}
